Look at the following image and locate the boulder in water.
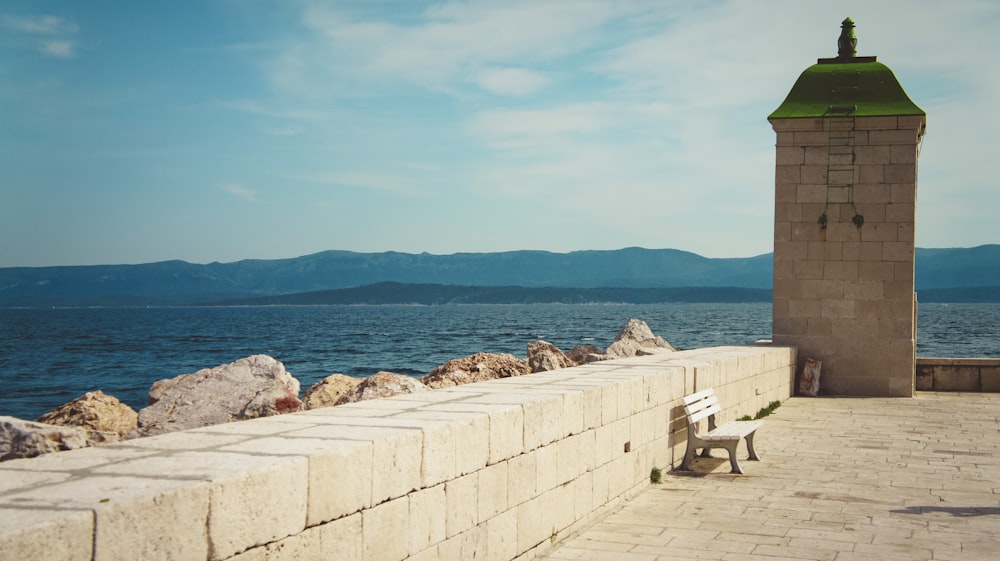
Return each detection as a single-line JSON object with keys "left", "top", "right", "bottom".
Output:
{"left": 335, "top": 372, "right": 428, "bottom": 404}
{"left": 420, "top": 352, "right": 530, "bottom": 389}
{"left": 604, "top": 319, "right": 676, "bottom": 358}
{"left": 566, "top": 344, "right": 606, "bottom": 364}
{"left": 301, "top": 374, "right": 364, "bottom": 410}
{"left": 35, "top": 390, "right": 138, "bottom": 441}
{"left": 0, "top": 416, "right": 90, "bottom": 461}
{"left": 527, "top": 340, "right": 574, "bottom": 373}
{"left": 137, "top": 354, "right": 301, "bottom": 436}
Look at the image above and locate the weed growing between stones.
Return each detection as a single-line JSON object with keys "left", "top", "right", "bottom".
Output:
{"left": 738, "top": 400, "right": 782, "bottom": 421}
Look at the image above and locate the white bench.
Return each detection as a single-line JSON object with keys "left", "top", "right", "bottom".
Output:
{"left": 681, "top": 388, "right": 762, "bottom": 474}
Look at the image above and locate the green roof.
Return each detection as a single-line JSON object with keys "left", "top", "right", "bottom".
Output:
{"left": 769, "top": 60, "right": 924, "bottom": 119}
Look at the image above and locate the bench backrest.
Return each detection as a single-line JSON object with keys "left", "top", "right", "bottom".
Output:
{"left": 682, "top": 388, "right": 722, "bottom": 426}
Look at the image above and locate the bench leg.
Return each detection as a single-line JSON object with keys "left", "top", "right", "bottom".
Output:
{"left": 723, "top": 442, "right": 744, "bottom": 474}
{"left": 745, "top": 432, "right": 760, "bottom": 461}
{"left": 681, "top": 443, "right": 697, "bottom": 471}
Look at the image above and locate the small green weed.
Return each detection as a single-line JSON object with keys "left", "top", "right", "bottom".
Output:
{"left": 739, "top": 400, "right": 782, "bottom": 421}
{"left": 650, "top": 467, "right": 662, "bottom": 484}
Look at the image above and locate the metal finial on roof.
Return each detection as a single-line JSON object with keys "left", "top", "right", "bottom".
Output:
{"left": 837, "top": 17, "right": 858, "bottom": 58}
{"left": 816, "top": 18, "right": 875, "bottom": 64}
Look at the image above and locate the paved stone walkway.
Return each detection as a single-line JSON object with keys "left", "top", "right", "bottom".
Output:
{"left": 539, "top": 392, "right": 1000, "bottom": 561}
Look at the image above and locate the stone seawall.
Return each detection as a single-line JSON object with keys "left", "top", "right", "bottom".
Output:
{"left": 915, "top": 357, "right": 1000, "bottom": 392}
{"left": 0, "top": 345, "right": 795, "bottom": 561}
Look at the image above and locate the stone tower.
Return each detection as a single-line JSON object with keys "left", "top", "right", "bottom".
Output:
{"left": 768, "top": 18, "right": 926, "bottom": 396}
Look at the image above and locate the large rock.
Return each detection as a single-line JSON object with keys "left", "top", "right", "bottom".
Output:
{"left": 527, "top": 340, "right": 574, "bottom": 373}
{"left": 35, "top": 390, "right": 138, "bottom": 441}
{"left": 420, "top": 352, "right": 530, "bottom": 389}
{"left": 301, "top": 374, "right": 364, "bottom": 410}
{"left": 0, "top": 416, "right": 90, "bottom": 461}
{"left": 137, "top": 354, "right": 301, "bottom": 436}
{"left": 604, "top": 319, "right": 676, "bottom": 358}
{"left": 335, "top": 372, "right": 428, "bottom": 404}
{"left": 567, "top": 344, "right": 606, "bottom": 364}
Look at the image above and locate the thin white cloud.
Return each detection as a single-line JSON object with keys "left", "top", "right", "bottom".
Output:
{"left": 473, "top": 67, "right": 550, "bottom": 97}
{"left": 278, "top": 0, "right": 638, "bottom": 96}
{"left": 185, "top": 41, "right": 275, "bottom": 53}
{"left": 2, "top": 14, "right": 77, "bottom": 34}
{"left": 223, "top": 184, "right": 259, "bottom": 202}
{"left": 469, "top": 103, "right": 618, "bottom": 150}
{"left": 3, "top": 13, "right": 80, "bottom": 58}
{"left": 267, "top": 126, "right": 303, "bottom": 136}
{"left": 403, "top": 162, "right": 445, "bottom": 173}
{"left": 42, "top": 40, "right": 76, "bottom": 58}
{"left": 295, "top": 172, "right": 424, "bottom": 197}
{"left": 219, "top": 99, "right": 328, "bottom": 121}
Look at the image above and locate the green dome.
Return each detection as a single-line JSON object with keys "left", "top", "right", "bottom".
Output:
{"left": 769, "top": 60, "right": 925, "bottom": 119}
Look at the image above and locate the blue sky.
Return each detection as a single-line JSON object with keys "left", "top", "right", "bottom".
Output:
{"left": 2, "top": 1, "right": 997, "bottom": 267}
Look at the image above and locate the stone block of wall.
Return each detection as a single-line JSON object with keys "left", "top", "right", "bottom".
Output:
{"left": 364, "top": 497, "right": 409, "bottom": 561}
{"left": 982, "top": 367, "right": 1000, "bottom": 392}
{"left": 0, "top": 508, "right": 93, "bottom": 561}
{"left": 931, "top": 367, "right": 980, "bottom": 392}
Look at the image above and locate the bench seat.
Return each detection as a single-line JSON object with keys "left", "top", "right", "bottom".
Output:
{"left": 700, "top": 420, "right": 763, "bottom": 441}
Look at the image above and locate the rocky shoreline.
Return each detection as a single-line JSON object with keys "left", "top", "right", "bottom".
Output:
{"left": 0, "top": 318, "right": 675, "bottom": 462}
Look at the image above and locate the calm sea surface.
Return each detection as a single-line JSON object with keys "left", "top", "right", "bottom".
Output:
{"left": 1, "top": 303, "right": 997, "bottom": 420}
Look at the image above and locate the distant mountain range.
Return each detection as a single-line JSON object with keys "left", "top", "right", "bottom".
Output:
{"left": 1, "top": 245, "right": 998, "bottom": 307}
{"left": 212, "top": 282, "right": 774, "bottom": 306}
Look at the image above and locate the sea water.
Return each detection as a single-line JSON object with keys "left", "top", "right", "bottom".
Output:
{"left": 1, "top": 302, "right": 996, "bottom": 420}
